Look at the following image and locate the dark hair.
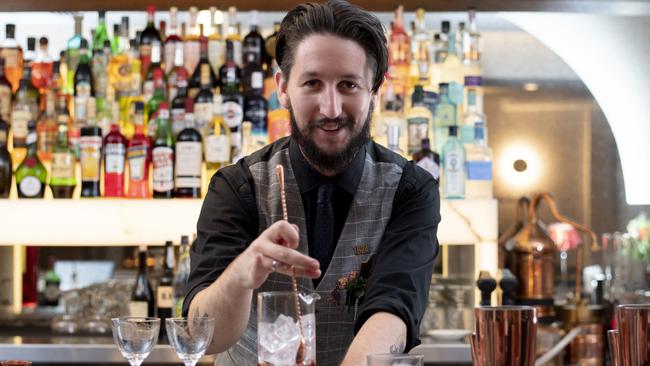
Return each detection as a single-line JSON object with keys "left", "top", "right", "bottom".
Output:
{"left": 275, "top": 0, "right": 388, "bottom": 93}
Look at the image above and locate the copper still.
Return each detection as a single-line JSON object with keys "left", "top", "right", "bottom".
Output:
{"left": 511, "top": 192, "right": 598, "bottom": 318}
{"left": 609, "top": 304, "right": 650, "bottom": 366}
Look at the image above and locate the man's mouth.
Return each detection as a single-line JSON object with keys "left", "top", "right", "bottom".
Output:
{"left": 318, "top": 121, "right": 346, "bottom": 132}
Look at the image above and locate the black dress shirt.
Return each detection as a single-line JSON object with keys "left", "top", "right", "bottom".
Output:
{"left": 183, "top": 137, "right": 440, "bottom": 351}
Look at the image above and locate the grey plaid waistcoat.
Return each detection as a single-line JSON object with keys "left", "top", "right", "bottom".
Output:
{"left": 225, "top": 146, "right": 402, "bottom": 366}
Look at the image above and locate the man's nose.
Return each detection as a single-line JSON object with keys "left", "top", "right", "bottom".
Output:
{"left": 319, "top": 85, "right": 342, "bottom": 119}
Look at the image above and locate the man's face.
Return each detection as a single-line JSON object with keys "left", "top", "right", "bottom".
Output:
{"left": 276, "top": 34, "right": 377, "bottom": 175}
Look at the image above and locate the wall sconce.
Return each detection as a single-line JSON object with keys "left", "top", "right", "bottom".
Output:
{"left": 498, "top": 143, "right": 542, "bottom": 191}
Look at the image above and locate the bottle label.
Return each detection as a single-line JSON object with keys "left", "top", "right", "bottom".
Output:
{"left": 152, "top": 146, "right": 174, "bottom": 192}
{"left": 80, "top": 136, "right": 102, "bottom": 182}
{"left": 205, "top": 135, "right": 229, "bottom": 163}
{"left": 406, "top": 117, "right": 429, "bottom": 153}
{"left": 175, "top": 141, "right": 202, "bottom": 182}
{"left": 105, "top": 143, "right": 126, "bottom": 174}
{"left": 127, "top": 145, "right": 148, "bottom": 181}
{"left": 51, "top": 152, "right": 75, "bottom": 179}
{"left": 0, "top": 130, "right": 6, "bottom": 145}
{"left": 143, "top": 80, "right": 154, "bottom": 102}
{"left": 75, "top": 81, "right": 91, "bottom": 98}
{"left": 171, "top": 108, "right": 185, "bottom": 135}
{"left": 129, "top": 301, "right": 148, "bottom": 317}
{"left": 444, "top": 150, "right": 464, "bottom": 196}
{"left": 435, "top": 104, "right": 456, "bottom": 126}
{"left": 417, "top": 156, "right": 440, "bottom": 180}
{"left": 466, "top": 160, "right": 492, "bottom": 180}
{"left": 163, "top": 43, "right": 176, "bottom": 75}
{"left": 0, "top": 49, "right": 19, "bottom": 68}
{"left": 223, "top": 101, "right": 243, "bottom": 128}
{"left": 194, "top": 102, "right": 213, "bottom": 129}
{"left": 74, "top": 96, "right": 88, "bottom": 122}
{"left": 19, "top": 176, "right": 42, "bottom": 197}
{"left": 11, "top": 110, "right": 31, "bottom": 147}
{"left": 0, "top": 84, "right": 10, "bottom": 119}
{"left": 157, "top": 286, "right": 174, "bottom": 309}
{"left": 183, "top": 41, "right": 200, "bottom": 76}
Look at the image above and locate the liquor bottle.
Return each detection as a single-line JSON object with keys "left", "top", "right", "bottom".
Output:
{"left": 413, "top": 138, "right": 440, "bottom": 180}
{"left": 111, "top": 24, "right": 120, "bottom": 55}
{"left": 225, "top": 7, "right": 243, "bottom": 67}
{"left": 66, "top": 15, "right": 86, "bottom": 95}
{"left": 168, "top": 39, "right": 188, "bottom": 104}
{"left": 36, "top": 90, "right": 58, "bottom": 162}
{"left": 157, "top": 241, "right": 175, "bottom": 339}
{"left": 43, "top": 256, "right": 61, "bottom": 307}
{"left": 50, "top": 103, "right": 76, "bottom": 199}
{"left": 410, "top": 8, "right": 432, "bottom": 87}
{"left": 243, "top": 11, "right": 265, "bottom": 68}
{"left": 127, "top": 101, "right": 151, "bottom": 198}
{"left": 91, "top": 10, "right": 109, "bottom": 53}
{"left": 23, "top": 246, "right": 39, "bottom": 307}
{"left": 32, "top": 37, "right": 54, "bottom": 91}
{"left": 434, "top": 83, "right": 456, "bottom": 152}
{"left": 242, "top": 51, "right": 263, "bottom": 99}
{"left": 193, "top": 63, "right": 214, "bottom": 136}
{"left": 143, "top": 41, "right": 163, "bottom": 103}
{"left": 183, "top": 7, "right": 201, "bottom": 76}
{"left": 152, "top": 102, "right": 174, "bottom": 198}
{"left": 175, "top": 115, "right": 202, "bottom": 198}
{"left": 406, "top": 85, "right": 432, "bottom": 154}
{"left": 382, "top": 84, "right": 406, "bottom": 154}
{"left": 173, "top": 235, "right": 191, "bottom": 317}
{"left": 267, "top": 108, "right": 290, "bottom": 144}
{"left": 220, "top": 40, "right": 244, "bottom": 161}
{"left": 0, "top": 115, "right": 10, "bottom": 198}
{"left": 79, "top": 109, "right": 102, "bottom": 198}
{"left": 130, "top": 245, "right": 154, "bottom": 317}
{"left": 263, "top": 22, "right": 280, "bottom": 101}
{"left": 104, "top": 120, "right": 127, "bottom": 197}
{"left": 146, "top": 68, "right": 166, "bottom": 139}
{"left": 118, "top": 17, "right": 130, "bottom": 54}
{"left": 461, "top": 88, "right": 486, "bottom": 145}
{"left": 244, "top": 70, "right": 267, "bottom": 152}
{"left": 465, "top": 122, "right": 492, "bottom": 199}
{"left": 189, "top": 37, "right": 218, "bottom": 100}
{"left": 164, "top": 7, "right": 182, "bottom": 75}
{"left": 12, "top": 65, "right": 39, "bottom": 153}
{"left": 170, "top": 61, "right": 190, "bottom": 137}
{"left": 387, "top": 6, "right": 410, "bottom": 98}
{"left": 207, "top": 7, "right": 225, "bottom": 76}
{"left": 92, "top": 40, "right": 111, "bottom": 117}
{"left": 139, "top": 5, "right": 162, "bottom": 80}
{"left": 16, "top": 124, "right": 47, "bottom": 198}
{"left": 441, "top": 125, "right": 465, "bottom": 199}
{"left": 464, "top": 9, "right": 482, "bottom": 65}
{"left": 74, "top": 39, "right": 94, "bottom": 123}
{"left": 0, "top": 57, "right": 12, "bottom": 121}
{"left": 0, "top": 24, "right": 23, "bottom": 92}
{"left": 441, "top": 31, "right": 464, "bottom": 115}
{"left": 205, "top": 99, "right": 230, "bottom": 175}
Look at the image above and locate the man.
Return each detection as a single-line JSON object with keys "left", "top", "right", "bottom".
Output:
{"left": 184, "top": 1, "right": 440, "bottom": 365}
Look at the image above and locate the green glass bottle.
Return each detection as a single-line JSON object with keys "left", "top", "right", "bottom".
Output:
{"left": 16, "top": 122, "right": 47, "bottom": 198}
{"left": 50, "top": 97, "right": 76, "bottom": 198}
{"left": 92, "top": 10, "right": 109, "bottom": 54}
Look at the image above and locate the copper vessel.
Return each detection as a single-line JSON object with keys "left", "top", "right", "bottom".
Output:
{"left": 470, "top": 306, "right": 537, "bottom": 366}
{"left": 609, "top": 304, "right": 650, "bottom": 366}
{"left": 513, "top": 192, "right": 598, "bottom": 316}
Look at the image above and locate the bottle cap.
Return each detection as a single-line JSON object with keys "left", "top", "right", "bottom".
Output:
{"left": 27, "top": 37, "right": 36, "bottom": 51}
{"left": 6, "top": 24, "right": 15, "bottom": 38}
{"left": 448, "top": 125, "right": 458, "bottom": 136}
{"left": 39, "top": 37, "right": 48, "bottom": 46}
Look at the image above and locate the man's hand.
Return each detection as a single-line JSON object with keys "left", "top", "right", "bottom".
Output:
{"left": 230, "top": 220, "right": 321, "bottom": 290}
{"left": 340, "top": 312, "right": 407, "bottom": 366}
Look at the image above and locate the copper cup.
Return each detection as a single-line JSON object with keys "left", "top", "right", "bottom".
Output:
{"left": 608, "top": 329, "right": 621, "bottom": 366}
{"left": 472, "top": 306, "right": 537, "bottom": 366}
{"left": 614, "top": 304, "right": 650, "bottom": 366}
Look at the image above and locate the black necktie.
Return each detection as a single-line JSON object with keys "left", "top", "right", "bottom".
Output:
{"left": 311, "top": 183, "right": 335, "bottom": 286}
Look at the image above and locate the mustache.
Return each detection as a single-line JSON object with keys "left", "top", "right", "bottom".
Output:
{"left": 311, "top": 117, "right": 354, "bottom": 129}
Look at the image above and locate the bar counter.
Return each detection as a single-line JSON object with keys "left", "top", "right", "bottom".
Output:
{"left": 0, "top": 337, "right": 470, "bottom": 365}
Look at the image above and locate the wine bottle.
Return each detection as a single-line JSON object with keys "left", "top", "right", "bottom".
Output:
{"left": 173, "top": 235, "right": 191, "bottom": 317}
{"left": 0, "top": 115, "right": 11, "bottom": 198}
{"left": 157, "top": 241, "right": 175, "bottom": 339}
{"left": 130, "top": 245, "right": 154, "bottom": 317}
{"left": 175, "top": 115, "right": 202, "bottom": 198}
{"left": 152, "top": 102, "right": 174, "bottom": 198}
{"left": 16, "top": 123, "right": 47, "bottom": 198}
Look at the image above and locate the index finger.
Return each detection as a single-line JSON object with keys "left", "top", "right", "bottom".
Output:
{"left": 264, "top": 220, "right": 300, "bottom": 249}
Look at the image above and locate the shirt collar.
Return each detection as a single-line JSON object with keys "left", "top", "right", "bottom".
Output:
{"left": 289, "top": 138, "right": 366, "bottom": 195}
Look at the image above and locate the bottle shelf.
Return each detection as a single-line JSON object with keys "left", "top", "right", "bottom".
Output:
{"left": 0, "top": 197, "right": 497, "bottom": 247}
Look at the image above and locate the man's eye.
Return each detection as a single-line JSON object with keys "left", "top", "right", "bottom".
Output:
{"left": 304, "top": 80, "right": 320, "bottom": 87}
{"left": 341, "top": 81, "right": 358, "bottom": 90}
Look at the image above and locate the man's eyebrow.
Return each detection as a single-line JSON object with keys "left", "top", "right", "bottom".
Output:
{"left": 299, "top": 71, "right": 365, "bottom": 82}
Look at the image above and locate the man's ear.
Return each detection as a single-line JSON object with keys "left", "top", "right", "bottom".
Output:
{"left": 275, "top": 70, "right": 290, "bottom": 109}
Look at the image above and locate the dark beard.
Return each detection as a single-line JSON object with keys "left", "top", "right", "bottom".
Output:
{"left": 290, "top": 101, "right": 373, "bottom": 175}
